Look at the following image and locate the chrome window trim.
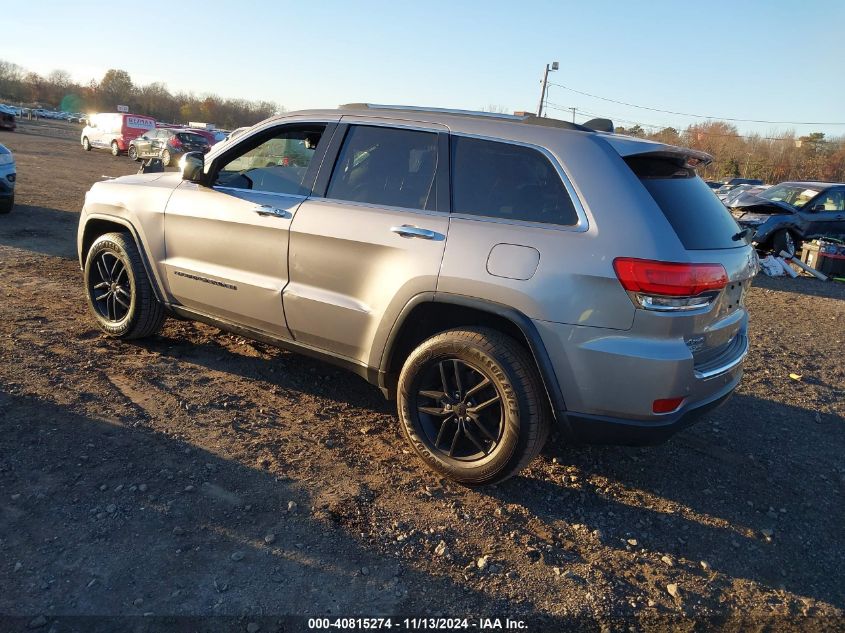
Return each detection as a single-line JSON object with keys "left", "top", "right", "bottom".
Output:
{"left": 213, "top": 185, "right": 307, "bottom": 201}
{"left": 305, "top": 196, "right": 447, "bottom": 218}
{"left": 448, "top": 132, "right": 590, "bottom": 233}
{"left": 337, "top": 116, "right": 448, "bottom": 133}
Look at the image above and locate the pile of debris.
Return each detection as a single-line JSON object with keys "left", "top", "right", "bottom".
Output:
{"left": 758, "top": 239, "right": 845, "bottom": 282}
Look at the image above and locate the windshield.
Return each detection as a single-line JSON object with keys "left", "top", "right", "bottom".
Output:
{"left": 759, "top": 184, "right": 822, "bottom": 208}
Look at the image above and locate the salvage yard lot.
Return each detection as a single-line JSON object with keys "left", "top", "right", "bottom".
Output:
{"left": 1, "top": 120, "right": 843, "bottom": 628}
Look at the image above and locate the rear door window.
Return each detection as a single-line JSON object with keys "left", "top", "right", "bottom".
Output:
{"left": 626, "top": 156, "right": 745, "bottom": 250}
{"left": 451, "top": 136, "right": 578, "bottom": 225}
{"left": 326, "top": 125, "right": 438, "bottom": 210}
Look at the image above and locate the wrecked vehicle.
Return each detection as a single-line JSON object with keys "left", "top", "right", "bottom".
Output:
{"left": 730, "top": 181, "right": 845, "bottom": 255}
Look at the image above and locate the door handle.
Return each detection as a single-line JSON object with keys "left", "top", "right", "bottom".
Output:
{"left": 253, "top": 205, "right": 290, "bottom": 218}
{"left": 390, "top": 225, "right": 443, "bottom": 240}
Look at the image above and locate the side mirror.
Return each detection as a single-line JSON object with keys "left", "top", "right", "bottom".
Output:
{"left": 181, "top": 151, "right": 205, "bottom": 183}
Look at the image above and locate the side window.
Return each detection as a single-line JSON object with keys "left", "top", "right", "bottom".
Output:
{"left": 451, "top": 136, "right": 578, "bottom": 225}
{"left": 816, "top": 190, "right": 844, "bottom": 211}
{"left": 326, "top": 125, "right": 438, "bottom": 210}
{"left": 214, "top": 124, "right": 327, "bottom": 196}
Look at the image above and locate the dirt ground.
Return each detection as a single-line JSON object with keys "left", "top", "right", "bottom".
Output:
{"left": 1, "top": 120, "right": 843, "bottom": 632}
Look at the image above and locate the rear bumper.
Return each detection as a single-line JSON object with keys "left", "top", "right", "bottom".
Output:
{"left": 565, "top": 373, "right": 739, "bottom": 445}
{"left": 533, "top": 316, "right": 748, "bottom": 445}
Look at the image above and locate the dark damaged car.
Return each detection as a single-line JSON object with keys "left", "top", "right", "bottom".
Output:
{"left": 729, "top": 181, "right": 845, "bottom": 255}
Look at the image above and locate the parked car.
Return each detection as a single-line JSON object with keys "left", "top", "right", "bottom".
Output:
{"left": 730, "top": 181, "right": 845, "bottom": 255}
{"left": 715, "top": 178, "right": 765, "bottom": 200}
{"left": 721, "top": 183, "right": 770, "bottom": 207}
{"left": 128, "top": 128, "right": 210, "bottom": 166}
{"left": 77, "top": 104, "right": 756, "bottom": 484}
{"left": 81, "top": 112, "right": 157, "bottom": 156}
{"left": 182, "top": 127, "right": 218, "bottom": 146}
{"left": 0, "top": 105, "right": 16, "bottom": 131}
{"left": 0, "top": 143, "right": 16, "bottom": 214}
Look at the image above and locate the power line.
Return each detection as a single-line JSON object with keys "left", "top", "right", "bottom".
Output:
{"left": 543, "top": 102, "right": 827, "bottom": 142}
{"left": 547, "top": 82, "right": 845, "bottom": 126}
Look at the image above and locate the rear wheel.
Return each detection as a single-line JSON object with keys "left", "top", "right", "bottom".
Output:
{"left": 84, "top": 232, "right": 165, "bottom": 339}
{"left": 161, "top": 149, "right": 172, "bottom": 167}
{"left": 128, "top": 145, "right": 139, "bottom": 161}
{"left": 110, "top": 141, "right": 120, "bottom": 157}
{"left": 82, "top": 137, "right": 91, "bottom": 151}
{"left": 772, "top": 229, "right": 796, "bottom": 257}
{"left": 397, "top": 327, "right": 550, "bottom": 485}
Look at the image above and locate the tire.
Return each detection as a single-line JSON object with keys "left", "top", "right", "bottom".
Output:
{"left": 397, "top": 327, "right": 550, "bottom": 485}
{"left": 0, "top": 193, "right": 12, "bottom": 214}
{"left": 82, "top": 137, "right": 91, "bottom": 151}
{"left": 128, "top": 145, "right": 139, "bottom": 161}
{"left": 161, "top": 149, "right": 172, "bottom": 167}
{"left": 110, "top": 141, "right": 120, "bottom": 157}
{"left": 83, "top": 232, "right": 165, "bottom": 339}
{"left": 772, "top": 229, "right": 797, "bottom": 257}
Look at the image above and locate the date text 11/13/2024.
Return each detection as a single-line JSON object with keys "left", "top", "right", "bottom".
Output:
{"left": 307, "top": 617, "right": 528, "bottom": 630}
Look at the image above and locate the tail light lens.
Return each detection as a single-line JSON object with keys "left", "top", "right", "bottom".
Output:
{"left": 169, "top": 137, "right": 183, "bottom": 149}
{"left": 613, "top": 258, "right": 728, "bottom": 312}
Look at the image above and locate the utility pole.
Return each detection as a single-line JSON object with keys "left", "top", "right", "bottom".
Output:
{"left": 570, "top": 107, "right": 576, "bottom": 123}
{"left": 536, "top": 61, "right": 558, "bottom": 117}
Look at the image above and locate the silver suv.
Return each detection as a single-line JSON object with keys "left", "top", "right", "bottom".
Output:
{"left": 77, "top": 104, "right": 757, "bottom": 484}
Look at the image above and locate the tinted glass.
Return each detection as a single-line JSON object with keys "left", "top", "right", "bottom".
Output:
{"left": 326, "top": 125, "right": 437, "bottom": 210}
{"left": 627, "top": 157, "right": 744, "bottom": 250}
{"left": 215, "top": 124, "right": 326, "bottom": 196}
{"left": 451, "top": 136, "right": 578, "bottom": 225}
{"left": 177, "top": 132, "right": 206, "bottom": 144}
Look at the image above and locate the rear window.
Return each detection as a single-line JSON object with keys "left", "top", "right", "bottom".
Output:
{"left": 626, "top": 156, "right": 744, "bottom": 250}
{"left": 177, "top": 132, "right": 206, "bottom": 143}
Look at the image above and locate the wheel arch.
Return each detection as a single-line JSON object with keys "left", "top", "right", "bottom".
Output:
{"left": 378, "top": 293, "right": 570, "bottom": 433}
{"left": 79, "top": 215, "right": 164, "bottom": 303}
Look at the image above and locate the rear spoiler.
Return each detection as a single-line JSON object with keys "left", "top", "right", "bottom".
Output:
{"left": 600, "top": 134, "right": 713, "bottom": 167}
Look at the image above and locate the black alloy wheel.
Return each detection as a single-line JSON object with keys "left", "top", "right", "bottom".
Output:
{"left": 89, "top": 249, "right": 132, "bottom": 323}
{"left": 415, "top": 358, "right": 504, "bottom": 462}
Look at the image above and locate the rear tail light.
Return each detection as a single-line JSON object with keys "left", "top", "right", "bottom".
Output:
{"left": 653, "top": 397, "right": 685, "bottom": 414}
{"left": 169, "top": 137, "right": 183, "bottom": 149}
{"left": 613, "top": 258, "right": 728, "bottom": 312}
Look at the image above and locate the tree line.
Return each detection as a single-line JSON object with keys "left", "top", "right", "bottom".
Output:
{"left": 616, "top": 121, "right": 845, "bottom": 183}
{"left": 0, "top": 60, "right": 281, "bottom": 130}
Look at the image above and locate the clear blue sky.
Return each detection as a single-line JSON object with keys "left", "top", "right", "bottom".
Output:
{"left": 4, "top": 0, "right": 844, "bottom": 137}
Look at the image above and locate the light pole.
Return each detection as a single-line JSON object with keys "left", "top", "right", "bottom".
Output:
{"left": 536, "top": 61, "right": 558, "bottom": 117}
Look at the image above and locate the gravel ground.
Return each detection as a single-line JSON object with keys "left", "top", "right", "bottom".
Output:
{"left": 0, "top": 121, "right": 843, "bottom": 632}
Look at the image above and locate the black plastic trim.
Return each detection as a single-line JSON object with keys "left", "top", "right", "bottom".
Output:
{"left": 168, "top": 305, "right": 373, "bottom": 382}
{"left": 378, "top": 293, "right": 571, "bottom": 434}
{"left": 80, "top": 214, "right": 165, "bottom": 304}
{"left": 567, "top": 378, "right": 738, "bottom": 446}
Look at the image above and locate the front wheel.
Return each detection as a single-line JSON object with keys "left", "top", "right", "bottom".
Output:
{"left": 397, "top": 327, "right": 550, "bottom": 485}
{"left": 82, "top": 137, "right": 91, "bottom": 151}
{"left": 0, "top": 193, "right": 12, "bottom": 214}
{"left": 110, "top": 141, "right": 120, "bottom": 157}
{"left": 84, "top": 232, "right": 165, "bottom": 339}
{"left": 772, "top": 229, "right": 797, "bottom": 257}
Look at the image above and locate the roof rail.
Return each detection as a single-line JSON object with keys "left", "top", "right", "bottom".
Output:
{"left": 340, "top": 103, "right": 530, "bottom": 121}
{"left": 339, "top": 103, "right": 601, "bottom": 133}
